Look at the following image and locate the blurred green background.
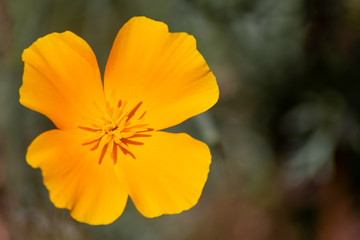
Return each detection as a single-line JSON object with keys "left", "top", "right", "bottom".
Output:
{"left": 1, "top": 0, "right": 360, "bottom": 239}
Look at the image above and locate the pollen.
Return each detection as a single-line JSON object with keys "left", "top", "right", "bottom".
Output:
{"left": 79, "top": 100, "right": 152, "bottom": 164}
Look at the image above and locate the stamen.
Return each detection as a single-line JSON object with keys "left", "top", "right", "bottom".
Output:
{"left": 78, "top": 126, "right": 101, "bottom": 132}
{"left": 137, "top": 128, "right": 154, "bottom": 133}
{"left": 112, "top": 100, "right": 123, "bottom": 120}
{"left": 138, "top": 111, "right": 147, "bottom": 120}
{"left": 119, "top": 145, "right": 136, "bottom": 159}
{"left": 120, "top": 138, "right": 128, "bottom": 146}
{"left": 81, "top": 137, "right": 102, "bottom": 151}
{"left": 80, "top": 99, "right": 153, "bottom": 164}
{"left": 121, "top": 138, "right": 144, "bottom": 146}
{"left": 98, "top": 143, "right": 108, "bottom": 164}
{"left": 126, "top": 102, "right": 143, "bottom": 122}
{"left": 90, "top": 140, "right": 101, "bottom": 151}
{"left": 82, "top": 138, "right": 101, "bottom": 146}
{"left": 129, "top": 133, "right": 152, "bottom": 138}
{"left": 112, "top": 144, "right": 118, "bottom": 164}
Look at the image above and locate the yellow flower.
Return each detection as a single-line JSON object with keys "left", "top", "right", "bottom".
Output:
{"left": 19, "top": 16, "right": 219, "bottom": 225}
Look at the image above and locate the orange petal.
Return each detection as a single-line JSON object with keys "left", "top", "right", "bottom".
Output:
{"left": 104, "top": 17, "right": 219, "bottom": 130}
{"left": 20, "top": 31, "right": 106, "bottom": 132}
{"left": 114, "top": 131, "right": 211, "bottom": 217}
{"left": 26, "top": 130, "right": 128, "bottom": 225}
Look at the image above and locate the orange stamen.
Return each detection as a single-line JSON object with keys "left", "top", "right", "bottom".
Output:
{"left": 79, "top": 100, "right": 153, "bottom": 164}
{"left": 121, "top": 138, "right": 144, "bottom": 146}
{"left": 119, "top": 145, "right": 136, "bottom": 159}
{"left": 98, "top": 143, "right": 108, "bottom": 164}
{"left": 112, "top": 144, "right": 118, "bottom": 164}
{"left": 126, "top": 102, "right": 143, "bottom": 122}
{"left": 129, "top": 133, "right": 151, "bottom": 138}
{"left": 78, "top": 126, "right": 100, "bottom": 132}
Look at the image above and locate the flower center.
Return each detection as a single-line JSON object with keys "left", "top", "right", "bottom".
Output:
{"left": 78, "top": 100, "right": 153, "bottom": 165}
{"left": 103, "top": 123, "right": 117, "bottom": 133}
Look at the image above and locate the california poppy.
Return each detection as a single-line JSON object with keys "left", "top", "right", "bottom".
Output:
{"left": 20, "top": 16, "right": 219, "bottom": 225}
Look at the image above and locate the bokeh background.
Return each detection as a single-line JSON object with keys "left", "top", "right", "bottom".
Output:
{"left": 1, "top": 0, "right": 360, "bottom": 239}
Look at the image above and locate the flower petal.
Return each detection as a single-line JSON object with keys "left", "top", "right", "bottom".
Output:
{"left": 104, "top": 17, "right": 219, "bottom": 130}
{"left": 114, "top": 131, "right": 211, "bottom": 217}
{"left": 27, "top": 130, "right": 128, "bottom": 225}
{"left": 20, "top": 31, "right": 106, "bottom": 132}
